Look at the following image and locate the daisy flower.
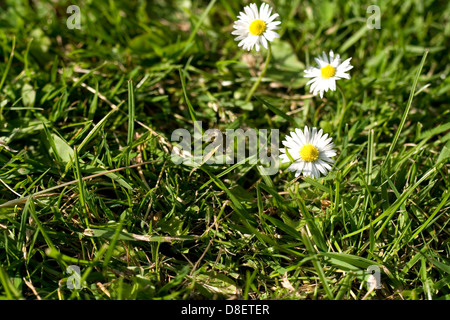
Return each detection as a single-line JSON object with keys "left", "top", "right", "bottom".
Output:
{"left": 232, "top": 3, "right": 281, "bottom": 52}
{"left": 304, "top": 50, "right": 353, "bottom": 98}
{"left": 279, "top": 126, "right": 337, "bottom": 179}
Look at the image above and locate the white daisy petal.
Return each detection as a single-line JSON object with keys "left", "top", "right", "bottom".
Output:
{"left": 304, "top": 50, "right": 353, "bottom": 98}
{"left": 329, "top": 78, "right": 336, "bottom": 92}
{"left": 315, "top": 162, "right": 327, "bottom": 175}
{"left": 311, "top": 127, "right": 317, "bottom": 142}
{"left": 285, "top": 135, "right": 300, "bottom": 148}
{"left": 245, "top": 5, "right": 255, "bottom": 20}
{"left": 259, "top": 3, "right": 268, "bottom": 20}
{"left": 266, "top": 13, "right": 279, "bottom": 24}
{"left": 267, "top": 21, "right": 281, "bottom": 29}
{"left": 322, "top": 138, "right": 334, "bottom": 147}
{"left": 331, "top": 56, "right": 341, "bottom": 68}
{"left": 280, "top": 126, "right": 337, "bottom": 179}
{"left": 321, "top": 156, "right": 335, "bottom": 164}
{"left": 232, "top": 3, "right": 281, "bottom": 52}
{"left": 306, "top": 78, "right": 318, "bottom": 86}
{"left": 294, "top": 128, "right": 306, "bottom": 145}
{"left": 263, "top": 30, "right": 280, "bottom": 41}
{"left": 323, "top": 150, "right": 337, "bottom": 157}
{"left": 322, "top": 51, "right": 329, "bottom": 64}
{"left": 309, "top": 79, "right": 322, "bottom": 93}
{"left": 315, "top": 129, "right": 324, "bottom": 142}
{"left": 279, "top": 154, "right": 290, "bottom": 163}
{"left": 317, "top": 159, "right": 332, "bottom": 171}
{"left": 303, "top": 126, "right": 310, "bottom": 144}
{"left": 314, "top": 57, "right": 327, "bottom": 68}
{"left": 288, "top": 161, "right": 303, "bottom": 175}
{"left": 260, "top": 35, "right": 268, "bottom": 49}
{"left": 305, "top": 67, "right": 321, "bottom": 79}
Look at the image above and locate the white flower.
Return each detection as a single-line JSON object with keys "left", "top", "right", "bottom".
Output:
{"left": 304, "top": 50, "right": 353, "bottom": 98}
{"left": 279, "top": 126, "right": 337, "bottom": 179}
{"left": 232, "top": 3, "right": 281, "bottom": 52}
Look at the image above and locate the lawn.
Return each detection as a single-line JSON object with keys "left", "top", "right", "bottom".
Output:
{"left": 0, "top": 0, "right": 449, "bottom": 300}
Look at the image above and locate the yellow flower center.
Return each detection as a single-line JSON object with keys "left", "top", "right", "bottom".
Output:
{"left": 299, "top": 144, "right": 319, "bottom": 162}
{"left": 249, "top": 19, "right": 266, "bottom": 36}
{"left": 321, "top": 64, "right": 336, "bottom": 79}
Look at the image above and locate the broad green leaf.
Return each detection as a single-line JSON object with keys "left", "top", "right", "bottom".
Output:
{"left": 21, "top": 83, "right": 36, "bottom": 108}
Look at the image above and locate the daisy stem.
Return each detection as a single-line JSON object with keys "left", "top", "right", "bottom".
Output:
{"left": 336, "top": 83, "right": 346, "bottom": 113}
{"left": 245, "top": 43, "right": 272, "bottom": 103}
{"left": 336, "top": 83, "right": 346, "bottom": 139}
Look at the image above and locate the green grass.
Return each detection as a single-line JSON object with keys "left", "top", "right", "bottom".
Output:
{"left": 0, "top": 0, "right": 449, "bottom": 300}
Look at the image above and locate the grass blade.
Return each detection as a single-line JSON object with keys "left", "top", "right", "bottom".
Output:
{"left": 343, "top": 166, "right": 437, "bottom": 239}
{"left": 301, "top": 229, "right": 334, "bottom": 300}
{"left": 254, "top": 96, "right": 296, "bottom": 124}
{"left": 180, "top": 0, "right": 217, "bottom": 58}
{"left": 78, "top": 108, "right": 117, "bottom": 153}
{"left": 383, "top": 50, "right": 428, "bottom": 167}
{"left": 0, "top": 267, "right": 22, "bottom": 300}
{"left": 127, "top": 80, "right": 135, "bottom": 146}
{"left": 72, "top": 147, "right": 90, "bottom": 228}
{"left": 408, "top": 190, "right": 450, "bottom": 242}
{"left": 0, "top": 36, "right": 15, "bottom": 92}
